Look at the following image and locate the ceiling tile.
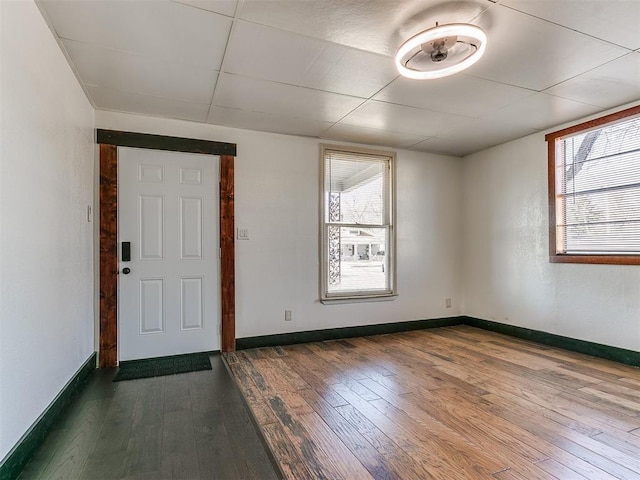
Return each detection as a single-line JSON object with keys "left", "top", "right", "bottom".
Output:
{"left": 303, "top": 45, "right": 398, "bottom": 98}
{"left": 338, "top": 100, "right": 473, "bottom": 137}
{"left": 171, "top": 0, "right": 237, "bottom": 17}
{"left": 478, "top": 92, "right": 602, "bottom": 132}
{"left": 467, "top": 5, "right": 629, "bottom": 91}
{"left": 322, "top": 123, "right": 430, "bottom": 149}
{"left": 544, "top": 52, "right": 640, "bottom": 109}
{"left": 214, "top": 74, "right": 365, "bottom": 123}
{"left": 374, "top": 74, "right": 534, "bottom": 118}
{"left": 409, "top": 137, "right": 477, "bottom": 157}
{"left": 63, "top": 39, "right": 217, "bottom": 104}
{"left": 208, "top": 106, "right": 334, "bottom": 137}
{"left": 86, "top": 85, "right": 210, "bottom": 122}
{"left": 239, "top": 0, "right": 493, "bottom": 57}
{"left": 39, "top": 0, "right": 232, "bottom": 69}
{"left": 501, "top": 0, "right": 640, "bottom": 50}
{"left": 223, "top": 21, "right": 398, "bottom": 98}
{"left": 223, "top": 20, "right": 326, "bottom": 84}
{"left": 410, "top": 122, "right": 538, "bottom": 156}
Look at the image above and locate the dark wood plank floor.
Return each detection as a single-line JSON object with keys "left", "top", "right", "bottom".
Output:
{"left": 226, "top": 325, "right": 640, "bottom": 480}
{"left": 18, "top": 354, "right": 280, "bottom": 480}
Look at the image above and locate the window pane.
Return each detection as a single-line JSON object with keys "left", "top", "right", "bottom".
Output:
{"left": 563, "top": 186, "right": 640, "bottom": 226}
{"left": 324, "top": 152, "right": 387, "bottom": 225}
{"left": 558, "top": 150, "right": 640, "bottom": 195}
{"left": 565, "top": 221, "right": 640, "bottom": 254}
{"left": 555, "top": 111, "right": 640, "bottom": 256}
{"left": 326, "top": 226, "right": 388, "bottom": 294}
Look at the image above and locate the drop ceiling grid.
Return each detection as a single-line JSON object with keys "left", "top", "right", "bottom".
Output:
{"left": 35, "top": 0, "right": 640, "bottom": 156}
{"left": 220, "top": 20, "right": 400, "bottom": 99}
{"left": 499, "top": 0, "right": 640, "bottom": 50}
{"left": 40, "top": 0, "right": 234, "bottom": 68}
{"left": 62, "top": 38, "right": 220, "bottom": 105}
{"left": 237, "top": 0, "right": 496, "bottom": 57}
{"left": 204, "top": 0, "right": 640, "bottom": 151}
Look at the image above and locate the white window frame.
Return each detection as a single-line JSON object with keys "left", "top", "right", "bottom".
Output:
{"left": 320, "top": 144, "right": 397, "bottom": 303}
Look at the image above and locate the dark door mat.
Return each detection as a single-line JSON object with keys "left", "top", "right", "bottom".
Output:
{"left": 113, "top": 352, "right": 212, "bottom": 382}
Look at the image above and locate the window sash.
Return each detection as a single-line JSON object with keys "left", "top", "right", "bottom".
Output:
{"left": 324, "top": 224, "right": 391, "bottom": 296}
{"left": 323, "top": 151, "right": 390, "bottom": 226}
{"left": 546, "top": 104, "right": 640, "bottom": 265}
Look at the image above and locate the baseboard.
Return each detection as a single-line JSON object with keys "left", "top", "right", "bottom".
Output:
{"left": 463, "top": 317, "right": 640, "bottom": 367}
{"left": 237, "top": 315, "right": 638, "bottom": 367}
{"left": 236, "top": 317, "right": 464, "bottom": 350}
{"left": 0, "top": 352, "right": 97, "bottom": 480}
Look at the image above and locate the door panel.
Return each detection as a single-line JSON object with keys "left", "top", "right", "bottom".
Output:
{"left": 118, "top": 147, "right": 220, "bottom": 361}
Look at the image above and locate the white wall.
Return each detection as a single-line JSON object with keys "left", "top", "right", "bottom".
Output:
{"left": 0, "top": 0, "right": 95, "bottom": 461}
{"left": 96, "top": 111, "right": 463, "bottom": 338}
{"left": 462, "top": 104, "right": 640, "bottom": 352}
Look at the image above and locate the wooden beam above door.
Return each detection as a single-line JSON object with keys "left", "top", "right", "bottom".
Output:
{"left": 97, "top": 129, "right": 237, "bottom": 157}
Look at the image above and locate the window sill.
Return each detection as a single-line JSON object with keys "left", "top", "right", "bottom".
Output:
{"left": 321, "top": 293, "right": 398, "bottom": 305}
{"left": 550, "top": 254, "right": 640, "bottom": 265}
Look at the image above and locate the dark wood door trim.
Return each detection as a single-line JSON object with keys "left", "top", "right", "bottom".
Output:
{"left": 99, "top": 144, "right": 118, "bottom": 368}
{"left": 220, "top": 155, "right": 235, "bottom": 352}
{"left": 98, "top": 132, "right": 237, "bottom": 367}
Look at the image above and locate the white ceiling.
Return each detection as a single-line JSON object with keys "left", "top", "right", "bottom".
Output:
{"left": 37, "top": 0, "right": 640, "bottom": 156}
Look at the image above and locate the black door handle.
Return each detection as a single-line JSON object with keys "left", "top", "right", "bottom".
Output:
{"left": 122, "top": 267, "right": 131, "bottom": 275}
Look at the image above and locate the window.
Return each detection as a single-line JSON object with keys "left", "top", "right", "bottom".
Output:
{"left": 546, "top": 105, "right": 640, "bottom": 264}
{"left": 320, "top": 145, "right": 396, "bottom": 302}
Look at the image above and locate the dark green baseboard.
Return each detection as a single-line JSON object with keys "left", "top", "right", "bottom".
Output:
{"left": 237, "top": 316, "right": 638, "bottom": 367}
{"left": 236, "top": 317, "right": 464, "bottom": 350}
{"left": 0, "top": 352, "right": 97, "bottom": 480}
{"left": 463, "top": 317, "right": 640, "bottom": 367}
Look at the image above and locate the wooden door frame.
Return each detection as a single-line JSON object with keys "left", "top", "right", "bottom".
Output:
{"left": 98, "top": 129, "right": 236, "bottom": 368}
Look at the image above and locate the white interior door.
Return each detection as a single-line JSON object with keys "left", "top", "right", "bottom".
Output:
{"left": 118, "top": 147, "right": 220, "bottom": 361}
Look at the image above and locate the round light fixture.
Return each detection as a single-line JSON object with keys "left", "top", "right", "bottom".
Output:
{"left": 395, "top": 23, "right": 487, "bottom": 80}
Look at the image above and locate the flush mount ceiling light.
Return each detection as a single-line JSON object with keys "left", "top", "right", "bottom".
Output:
{"left": 395, "top": 23, "right": 487, "bottom": 80}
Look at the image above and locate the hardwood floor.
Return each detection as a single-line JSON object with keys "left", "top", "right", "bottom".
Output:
{"left": 226, "top": 325, "right": 640, "bottom": 480}
{"left": 18, "top": 354, "right": 279, "bottom": 480}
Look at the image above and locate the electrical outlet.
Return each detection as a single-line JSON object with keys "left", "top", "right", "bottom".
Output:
{"left": 237, "top": 228, "right": 249, "bottom": 240}
{"left": 285, "top": 310, "right": 292, "bottom": 321}
{"left": 445, "top": 298, "right": 452, "bottom": 308}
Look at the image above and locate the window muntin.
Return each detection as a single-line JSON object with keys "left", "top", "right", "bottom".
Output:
{"left": 321, "top": 146, "right": 395, "bottom": 300}
{"left": 547, "top": 105, "right": 640, "bottom": 264}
